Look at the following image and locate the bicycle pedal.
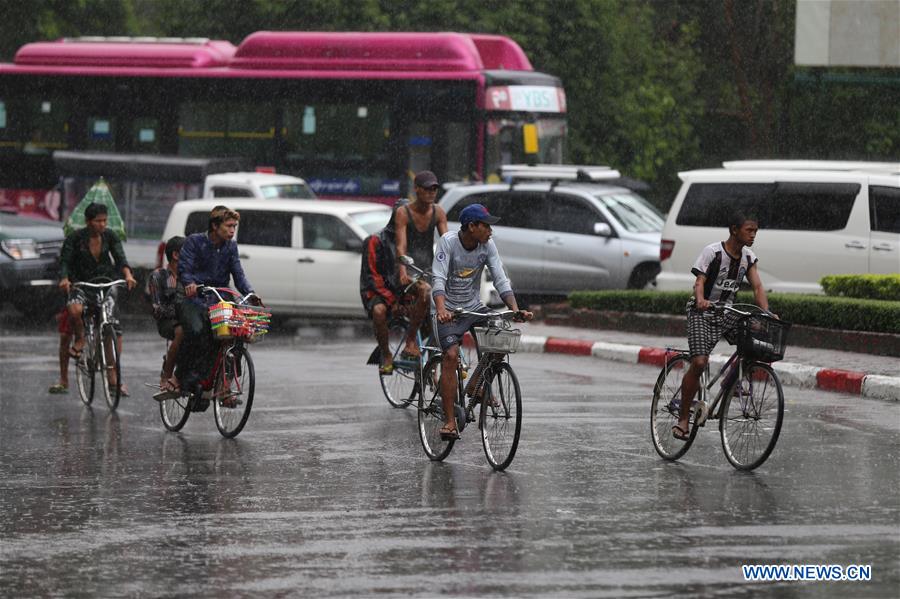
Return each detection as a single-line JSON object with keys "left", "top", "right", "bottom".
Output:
{"left": 694, "top": 401, "right": 710, "bottom": 427}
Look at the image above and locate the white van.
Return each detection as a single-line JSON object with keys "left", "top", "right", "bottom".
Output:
{"left": 160, "top": 198, "right": 390, "bottom": 317}
{"left": 656, "top": 161, "right": 900, "bottom": 294}
{"left": 203, "top": 172, "right": 316, "bottom": 200}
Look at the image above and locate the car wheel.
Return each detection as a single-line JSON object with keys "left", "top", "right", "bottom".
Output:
{"left": 628, "top": 263, "right": 660, "bottom": 290}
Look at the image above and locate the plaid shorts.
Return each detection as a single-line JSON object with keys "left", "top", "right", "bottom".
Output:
{"left": 686, "top": 300, "right": 740, "bottom": 358}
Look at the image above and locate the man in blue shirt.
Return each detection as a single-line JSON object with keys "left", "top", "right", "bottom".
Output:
{"left": 176, "top": 205, "right": 260, "bottom": 388}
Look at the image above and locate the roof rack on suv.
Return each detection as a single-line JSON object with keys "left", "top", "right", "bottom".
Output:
{"left": 722, "top": 160, "right": 900, "bottom": 175}
{"left": 501, "top": 164, "right": 622, "bottom": 182}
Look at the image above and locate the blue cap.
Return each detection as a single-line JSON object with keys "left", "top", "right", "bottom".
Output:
{"left": 459, "top": 203, "right": 500, "bottom": 226}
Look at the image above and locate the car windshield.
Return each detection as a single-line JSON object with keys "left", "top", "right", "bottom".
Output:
{"left": 260, "top": 183, "right": 316, "bottom": 199}
{"left": 594, "top": 192, "right": 664, "bottom": 233}
{"left": 349, "top": 209, "right": 391, "bottom": 235}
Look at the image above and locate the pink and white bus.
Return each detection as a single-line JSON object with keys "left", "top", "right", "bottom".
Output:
{"left": 0, "top": 31, "right": 567, "bottom": 218}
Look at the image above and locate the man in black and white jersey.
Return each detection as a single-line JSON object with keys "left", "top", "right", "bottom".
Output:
{"left": 673, "top": 210, "right": 773, "bottom": 440}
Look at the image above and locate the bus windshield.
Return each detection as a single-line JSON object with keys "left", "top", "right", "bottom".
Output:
{"left": 485, "top": 116, "right": 566, "bottom": 178}
{"left": 260, "top": 183, "right": 315, "bottom": 199}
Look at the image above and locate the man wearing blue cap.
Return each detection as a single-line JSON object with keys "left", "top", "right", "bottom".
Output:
{"left": 431, "top": 203, "right": 533, "bottom": 439}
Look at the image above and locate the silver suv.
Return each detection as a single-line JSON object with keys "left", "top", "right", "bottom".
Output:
{"left": 438, "top": 165, "right": 664, "bottom": 296}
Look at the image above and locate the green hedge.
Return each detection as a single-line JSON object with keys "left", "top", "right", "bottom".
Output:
{"left": 568, "top": 290, "right": 900, "bottom": 334}
{"left": 820, "top": 274, "right": 900, "bottom": 301}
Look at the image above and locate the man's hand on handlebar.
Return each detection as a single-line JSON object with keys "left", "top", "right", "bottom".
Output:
{"left": 58, "top": 277, "right": 71, "bottom": 294}
{"left": 125, "top": 273, "right": 137, "bottom": 291}
{"left": 248, "top": 294, "right": 265, "bottom": 307}
{"left": 436, "top": 307, "right": 453, "bottom": 323}
{"left": 695, "top": 297, "right": 712, "bottom": 311}
{"left": 513, "top": 309, "right": 533, "bottom": 322}
{"left": 185, "top": 283, "right": 198, "bottom": 298}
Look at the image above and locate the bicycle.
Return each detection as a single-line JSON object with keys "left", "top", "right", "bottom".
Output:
{"left": 417, "top": 307, "right": 523, "bottom": 471}
{"left": 377, "top": 256, "right": 474, "bottom": 409}
{"left": 154, "top": 287, "right": 268, "bottom": 438}
{"left": 650, "top": 303, "right": 791, "bottom": 471}
{"left": 72, "top": 278, "right": 127, "bottom": 411}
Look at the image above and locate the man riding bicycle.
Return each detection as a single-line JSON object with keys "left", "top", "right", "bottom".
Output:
{"left": 176, "top": 205, "right": 261, "bottom": 393}
{"left": 432, "top": 203, "right": 532, "bottom": 440}
{"left": 58, "top": 202, "right": 138, "bottom": 396}
{"left": 395, "top": 171, "right": 448, "bottom": 361}
{"left": 673, "top": 209, "right": 774, "bottom": 441}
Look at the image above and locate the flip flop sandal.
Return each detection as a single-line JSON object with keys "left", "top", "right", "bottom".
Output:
{"left": 672, "top": 425, "right": 690, "bottom": 441}
{"left": 48, "top": 383, "right": 68, "bottom": 394}
{"left": 439, "top": 426, "right": 460, "bottom": 440}
{"left": 379, "top": 363, "right": 394, "bottom": 376}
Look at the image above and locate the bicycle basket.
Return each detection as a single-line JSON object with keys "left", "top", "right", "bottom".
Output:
{"left": 737, "top": 314, "right": 791, "bottom": 362}
{"left": 473, "top": 327, "right": 521, "bottom": 354}
{"left": 209, "top": 302, "right": 272, "bottom": 343}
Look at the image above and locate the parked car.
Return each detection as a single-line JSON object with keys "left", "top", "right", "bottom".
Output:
{"left": 438, "top": 164, "right": 664, "bottom": 297}
{"left": 203, "top": 172, "right": 316, "bottom": 200}
{"left": 656, "top": 160, "right": 900, "bottom": 294}
{"left": 160, "top": 199, "right": 391, "bottom": 317}
{"left": 0, "top": 210, "right": 65, "bottom": 317}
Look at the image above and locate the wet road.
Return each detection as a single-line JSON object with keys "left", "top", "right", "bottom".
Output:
{"left": 2, "top": 323, "right": 899, "bottom": 597}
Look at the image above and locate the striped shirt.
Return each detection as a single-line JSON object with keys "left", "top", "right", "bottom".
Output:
{"left": 691, "top": 242, "right": 758, "bottom": 305}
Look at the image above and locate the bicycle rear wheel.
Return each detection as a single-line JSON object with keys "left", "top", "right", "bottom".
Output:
{"left": 650, "top": 354, "right": 698, "bottom": 461}
{"left": 74, "top": 326, "right": 96, "bottom": 406}
{"left": 480, "top": 361, "right": 522, "bottom": 471}
{"left": 99, "top": 325, "right": 121, "bottom": 411}
{"left": 418, "top": 355, "right": 455, "bottom": 461}
{"left": 380, "top": 320, "right": 417, "bottom": 408}
{"left": 720, "top": 362, "right": 784, "bottom": 471}
{"left": 160, "top": 392, "right": 192, "bottom": 431}
{"left": 214, "top": 345, "right": 255, "bottom": 438}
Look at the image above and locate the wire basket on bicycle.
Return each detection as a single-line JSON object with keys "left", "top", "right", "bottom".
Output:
{"left": 736, "top": 313, "right": 791, "bottom": 362}
{"left": 473, "top": 326, "right": 521, "bottom": 354}
{"left": 209, "top": 301, "right": 271, "bottom": 343}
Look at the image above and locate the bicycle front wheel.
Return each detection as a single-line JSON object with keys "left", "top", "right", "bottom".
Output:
{"left": 379, "top": 320, "right": 417, "bottom": 408}
{"left": 99, "top": 325, "right": 121, "bottom": 411}
{"left": 720, "top": 362, "right": 784, "bottom": 471}
{"left": 418, "top": 355, "right": 455, "bottom": 461}
{"left": 214, "top": 345, "right": 255, "bottom": 438}
{"left": 650, "top": 354, "right": 698, "bottom": 461}
{"left": 74, "top": 327, "right": 96, "bottom": 406}
{"left": 480, "top": 361, "right": 522, "bottom": 471}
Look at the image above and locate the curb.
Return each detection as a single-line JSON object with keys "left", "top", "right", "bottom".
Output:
{"left": 519, "top": 334, "right": 900, "bottom": 401}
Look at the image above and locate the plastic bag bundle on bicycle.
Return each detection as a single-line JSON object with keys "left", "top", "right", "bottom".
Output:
{"left": 209, "top": 301, "right": 272, "bottom": 343}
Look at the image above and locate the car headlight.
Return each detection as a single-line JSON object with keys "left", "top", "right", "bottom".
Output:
{"left": 1, "top": 239, "right": 40, "bottom": 260}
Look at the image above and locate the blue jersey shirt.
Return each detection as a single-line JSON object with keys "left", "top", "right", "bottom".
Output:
{"left": 178, "top": 232, "right": 253, "bottom": 304}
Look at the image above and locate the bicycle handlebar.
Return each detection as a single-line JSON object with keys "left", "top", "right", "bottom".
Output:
{"left": 452, "top": 307, "right": 524, "bottom": 323}
{"left": 711, "top": 302, "right": 780, "bottom": 321}
{"left": 73, "top": 279, "right": 127, "bottom": 290}
{"left": 199, "top": 285, "right": 260, "bottom": 306}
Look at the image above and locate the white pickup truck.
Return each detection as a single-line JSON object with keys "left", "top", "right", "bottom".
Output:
{"left": 203, "top": 172, "right": 316, "bottom": 200}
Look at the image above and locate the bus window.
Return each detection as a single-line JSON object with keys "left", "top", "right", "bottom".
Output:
{"left": 25, "top": 98, "right": 69, "bottom": 155}
{"left": 133, "top": 117, "right": 160, "bottom": 153}
{"left": 227, "top": 103, "right": 276, "bottom": 163}
{"left": 284, "top": 102, "right": 390, "bottom": 171}
{"left": 178, "top": 101, "right": 226, "bottom": 156}
{"left": 87, "top": 117, "right": 115, "bottom": 152}
{"left": 0, "top": 100, "right": 18, "bottom": 153}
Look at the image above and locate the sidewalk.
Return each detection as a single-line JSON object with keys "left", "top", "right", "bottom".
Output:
{"left": 517, "top": 322, "right": 900, "bottom": 401}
